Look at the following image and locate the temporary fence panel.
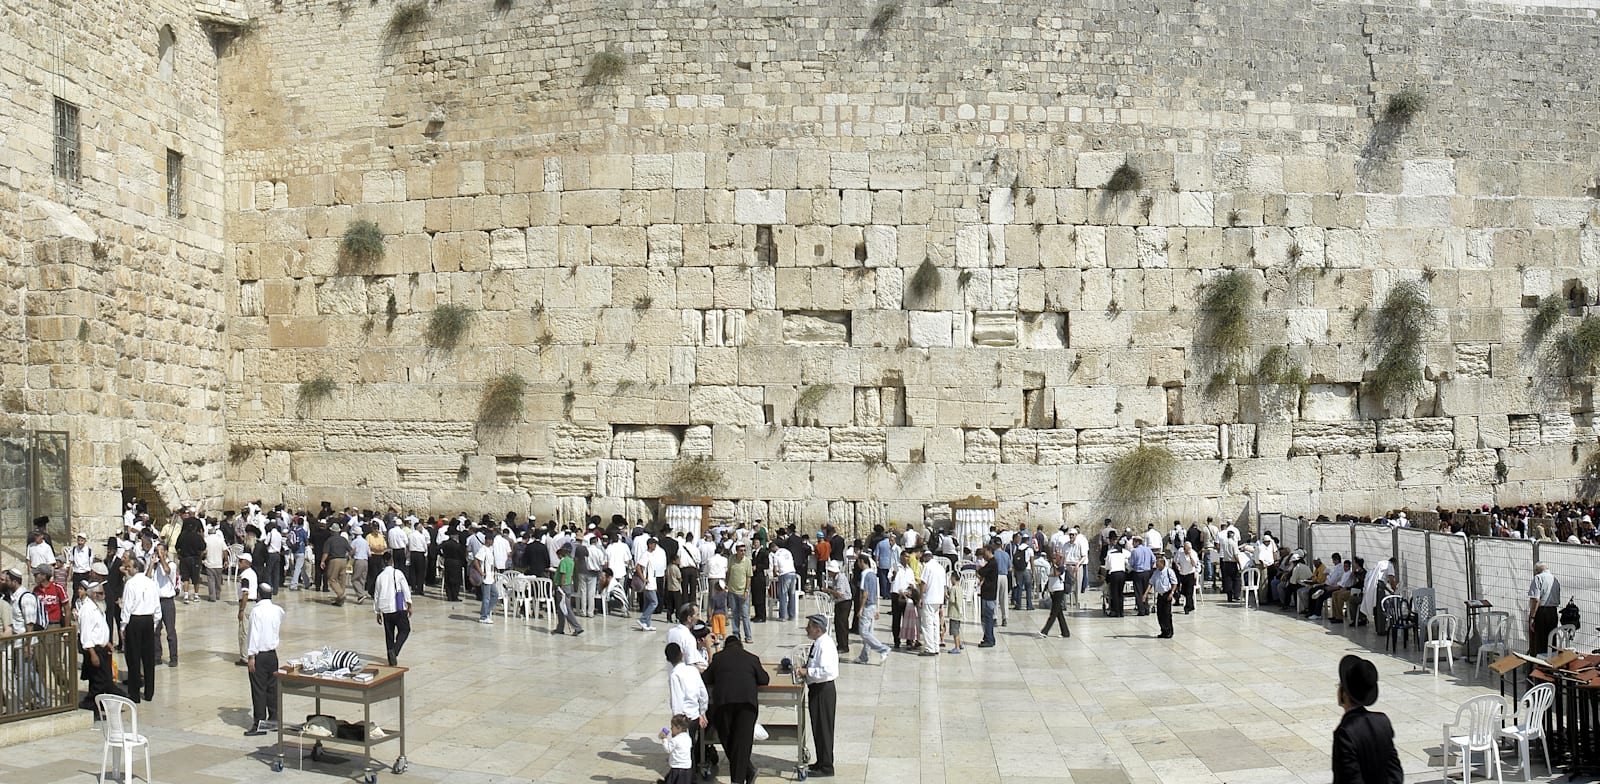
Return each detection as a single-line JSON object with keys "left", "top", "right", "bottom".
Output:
{"left": 1396, "top": 529, "right": 1429, "bottom": 590}
{"left": 1427, "top": 532, "right": 1471, "bottom": 624}
{"left": 1352, "top": 525, "right": 1396, "bottom": 568}
{"left": 1471, "top": 538, "right": 1535, "bottom": 653}
{"left": 1276, "top": 516, "right": 1302, "bottom": 555}
{"left": 1309, "top": 523, "right": 1351, "bottom": 563}
{"left": 1535, "top": 542, "right": 1600, "bottom": 652}
{"left": 1258, "top": 512, "right": 1284, "bottom": 544}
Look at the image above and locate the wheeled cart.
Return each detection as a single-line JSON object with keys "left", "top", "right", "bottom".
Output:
{"left": 696, "top": 663, "right": 812, "bottom": 780}
{"left": 275, "top": 664, "right": 408, "bottom": 781}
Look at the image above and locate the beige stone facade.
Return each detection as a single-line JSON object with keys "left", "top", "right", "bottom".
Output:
{"left": 7, "top": 0, "right": 1600, "bottom": 537}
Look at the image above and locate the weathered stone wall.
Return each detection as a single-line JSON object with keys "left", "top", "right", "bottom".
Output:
{"left": 0, "top": 1, "right": 236, "bottom": 539}
{"left": 219, "top": 0, "right": 1600, "bottom": 529}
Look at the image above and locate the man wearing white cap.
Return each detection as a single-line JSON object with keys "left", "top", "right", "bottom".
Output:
{"left": 68, "top": 534, "right": 95, "bottom": 596}
{"left": 77, "top": 568, "right": 122, "bottom": 714}
{"left": 235, "top": 552, "right": 259, "bottom": 666}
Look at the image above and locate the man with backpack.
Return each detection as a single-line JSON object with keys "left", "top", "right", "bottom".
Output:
{"left": 286, "top": 518, "right": 310, "bottom": 591}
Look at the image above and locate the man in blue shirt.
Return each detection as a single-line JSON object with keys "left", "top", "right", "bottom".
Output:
{"left": 874, "top": 535, "right": 894, "bottom": 599}
{"left": 1146, "top": 553, "right": 1178, "bottom": 638}
{"left": 853, "top": 553, "right": 890, "bottom": 664}
{"left": 991, "top": 544, "right": 1011, "bottom": 628}
{"left": 1127, "top": 539, "right": 1155, "bottom": 617}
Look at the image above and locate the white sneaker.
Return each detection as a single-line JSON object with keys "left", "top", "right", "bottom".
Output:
{"left": 878, "top": 650, "right": 890, "bottom": 665}
{"left": 478, "top": 618, "right": 494, "bottom": 625}
{"left": 643, "top": 625, "right": 656, "bottom": 632}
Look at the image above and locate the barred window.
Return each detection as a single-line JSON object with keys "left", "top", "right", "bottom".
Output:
{"left": 166, "top": 149, "right": 184, "bottom": 218}
{"left": 52, "top": 98, "right": 80, "bottom": 182}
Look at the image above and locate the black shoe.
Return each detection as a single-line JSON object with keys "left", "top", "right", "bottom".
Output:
{"left": 917, "top": 651, "right": 938, "bottom": 657}
{"left": 235, "top": 659, "right": 248, "bottom": 667}
{"left": 977, "top": 642, "right": 995, "bottom": 648}
{"left": 811, "top": 767, "right": 834, "bottom": 777}
{"left": 167, "top": 659, "right": 177, "bottom": 668}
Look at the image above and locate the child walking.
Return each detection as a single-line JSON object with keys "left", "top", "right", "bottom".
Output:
{"left": 658, "top": 714, "right": 693, "bottom": 784}
{"left": 709, "top": 584, "right": 729, "bottom": 645}
{"left": 945, "top": 579, "right": 965, "bottom": 653}
{"left": 899, "top": 586, "right": 921, "bottom": 649}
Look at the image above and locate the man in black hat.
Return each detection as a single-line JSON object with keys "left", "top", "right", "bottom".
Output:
{"left": 1332, "top": 654, "right": 1403, "bottom": 784}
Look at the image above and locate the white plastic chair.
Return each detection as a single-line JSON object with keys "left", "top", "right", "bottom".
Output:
{"left": 601, "top": 577, "right": 630, "bottom": 616}
{"left": 1498, "top": 682, "right": 1554, "bottom": 782}
{"left": 226, "top": 543, "right": 244, "bottom": 583}
{"left": 499, "top": 573, "right": 530, "bottom": 619}
{"left": 1474, "top": 611, "right": 1513, "bottom": 678}
{"left": 528, "top": 576, "right": 556, "bottom": 628}
{"left": 1544, "top": 624, "right": 1578, "bottom": 657}
{"left": 1441, "top": 694, "right": 1505, "bottom": 784}
{"left": 1240, "top": 567, "right": 1262, "bottom": 609}
{"left": 97, "top": 694, "right": 150, "bottom": 784}
{"left": 1426, "top": 614, "right": 1460, "bottom": 676}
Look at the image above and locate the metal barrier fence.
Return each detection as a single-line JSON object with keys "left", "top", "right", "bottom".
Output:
{"left": 1303, "top": 522, "right": 1599, "bottom": 652}
{"left": 0, "top": 626, "right": 79, "bottom": 725}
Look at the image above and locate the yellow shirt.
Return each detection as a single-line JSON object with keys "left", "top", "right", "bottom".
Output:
{"left": 366, "top": 532, "right": 388, "bottom": 555}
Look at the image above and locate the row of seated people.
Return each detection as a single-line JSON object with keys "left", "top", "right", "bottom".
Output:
{"left": 1265, "top": 551, "right": 1402, "bottom": 629}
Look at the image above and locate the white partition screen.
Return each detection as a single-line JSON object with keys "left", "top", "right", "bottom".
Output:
{"left": 1395, "top": 529, "right": 1429, "bottom": 591}
{"left": 1472, "top": 538, "right": 1534, "bottom": 652}
{"left": 1427, "top": 532, "right": 1471, "bottom": 623}
{"left": 1352, "top": 526, "right": 1395, "bottom": 568}
{"left": 1309, "top": 523, "right": 1351, "bottom": 562}
{"left": 1536, "top": 543, "right": 1600, "bottom": 651}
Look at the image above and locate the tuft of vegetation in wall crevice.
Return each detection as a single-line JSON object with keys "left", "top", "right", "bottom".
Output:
{"left": 1366, "top": 279, "right": 1434, "bottom": 408}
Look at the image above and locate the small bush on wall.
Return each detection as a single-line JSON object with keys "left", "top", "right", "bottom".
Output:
{"left": 425, "top": 304, "right": 474, "bottom": 351}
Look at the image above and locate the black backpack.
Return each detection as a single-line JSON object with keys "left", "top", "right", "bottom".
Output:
{"left": 1560, "top": 599, "right": 1581, "bottom": 627}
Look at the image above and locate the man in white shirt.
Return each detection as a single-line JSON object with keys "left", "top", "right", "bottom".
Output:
{"left": 77, "top": 576, "right": 117, "bottom": 714}
{"left": 26, "top": 532, "right": 55, "bottom": 570}
{"left": 407, "top": 522, "right": 429, "bottom": 597}
{"left": 665, "top": 641, "right": 709, "bottom": 772}
{"left": 666, "top": 605, "right": 708, "bottom": 670}
{"left": 373, "top": 551, "right": 413, "bottom": 665}
{"left": 120, "top": 557, "right": 162, "bottom": 703}
{"left": 773, "top": 543, "right": 798, "bottom": 622}
{"left": 706, "top": 547, "right": 729, "bottom": 590}
{"left": 245, "top": 583, "right": 285, "bottom": 735}
{"left": 150, "top": 543, "right": 180, "bottom": 667}
{"left": 67, "top": 534, "right": 95, "bottom": 595}
{"left": 263, "top": 522, "right": 285, "bottom": 592}
{"left": 203, "top": 524, "right": 226, "bottom": 602}
{"left": 605, "top": 534, "right": 633, "bottom": 614}
{"left": 236, "top": 552, "right": 259, "bottom": 665}
{"left": 902, "top": 525, "right": 921, "bottom": 552}
{"left": 797, "top": 614, "right": 840, "bottom": 777}
{"left": 476, "top": 532, "right": 500, "bottom": 624}
{"left": 917, "top": 550, "right": 947, "bottom": 656}
{"left": 386, "top": 520, "right": 410, "bottom": 576}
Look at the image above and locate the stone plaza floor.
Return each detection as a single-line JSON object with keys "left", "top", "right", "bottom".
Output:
{"left": 0, "top": 583, "right": 1572, "bottom": 784}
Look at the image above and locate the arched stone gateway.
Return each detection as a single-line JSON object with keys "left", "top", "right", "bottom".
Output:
{"left": 120, "top": 459, "right": 171, "bottom": 524}
{"left": 120, "top": 436, "right": 194, "bottom": 526}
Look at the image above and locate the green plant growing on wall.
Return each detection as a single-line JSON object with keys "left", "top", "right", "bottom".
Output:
{"left": 1367, "top": 280, "right": 1434, "bottom": 407}
{"left": 477, "top": 373, "right": 525, "bottom": 429}
{"left": 339, "top": 220, "right": 384, "bottom": 274}
{"left": 634, "top": 295, "right": 653, "bottom": 311}
{"left": 385, "top": 293, "right": 399, "bottom": 332}
{"left": 1559, "top": 315, "right": 1600, "bottom": 375}
{"left": 424, "top": 304, "right": 474, "bottom": 351}
{"left": 228, "top": 444, "right": 253, "bottom": 464}
{"left": 296, "top": 375, "right": 337, "bottom": 417}
{"left": 1104, "top": 163, "right": 1142, "bottom": 192}
{"left": 584, "top": 51, "right": 626, "bottom": 86}
{"left": 906, "top": 258, "right": 939, "bottom": 306}
{"left": 1383, "top": 88, "right": 1425, "bottom": 124}
{"left": 867, "top": 1, "right": 899, "bottom": 38}
{"left": 1105, "top": 444, "right": 1178, "bottom": 503}
{"left": 1254, "top": 345, "right": 1309, "bottom": 391}
{"left": 1199, "top": 269, "right": 1253, "bottom": 356}
{"left": 1525, "top": 294, "right": 1565, "bottom": 349}
{"left": 666, "top": 456, "right": 724, "bottom": 498}
{"left": 387, "top": 2, "right": 429, "bottom": 35}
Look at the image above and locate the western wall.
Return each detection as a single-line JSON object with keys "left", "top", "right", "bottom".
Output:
{"left": 7, "top": 0, "right": 1600, "bottom": 540}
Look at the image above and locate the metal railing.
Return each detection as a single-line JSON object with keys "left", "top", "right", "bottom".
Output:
{"left": 0, "top": 626, "right": 79, "bottom": 725}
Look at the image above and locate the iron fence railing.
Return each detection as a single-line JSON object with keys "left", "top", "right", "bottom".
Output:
{"left": 0, "top": 626, "right": 79, "bottom": 725}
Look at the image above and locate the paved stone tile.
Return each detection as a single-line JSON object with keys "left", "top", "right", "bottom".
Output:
{"left": 0, "top": 586, "right": 1577, "bottom": 783}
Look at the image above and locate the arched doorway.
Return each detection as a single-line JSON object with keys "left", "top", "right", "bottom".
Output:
{"left": 121, "top": 460, "right": 170, "bottom": 524}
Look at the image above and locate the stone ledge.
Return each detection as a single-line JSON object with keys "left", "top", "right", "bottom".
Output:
{"left": 0, "top": 710, "right": 92, "bottom": 748}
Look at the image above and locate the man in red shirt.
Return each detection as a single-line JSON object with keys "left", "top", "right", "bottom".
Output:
{"left": 33, "top": 566, "right": 70, "bottom": 627}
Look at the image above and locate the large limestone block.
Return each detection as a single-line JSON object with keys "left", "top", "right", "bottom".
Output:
{"left": 1055, "top": 386, "right": 1117, "bottom": 430}
{"left": 1290, "top": 422, "right": 1377, "bottom": 456}
{"left": 229, "top": 420, "right": 325, "bottom": 452}
{"left": 690, "top": 386, "right": 765, "bottom": 426}
{"left": 908, "top": 311, "right": 953, "bottom": 348}
{"left": 1076, "top": 427, "right": 1141, "bottom": 464}
{"left": 830, "top": 427, "right": 887, "bottom": 462}
{"left": 1117, "top": 387, "right": 1166, "bottom": 428}
{"left": 782, "top": 311, "right": 848, "bottom": 345}
{"left": 1143, "top": 425, "right": 1221, "bottom": 460}
{"left": 497, "top": 459, "right": 596, "bottom": 496}
{"left": 994, "top": 464, "right": 1058, "bottom": 502}
{"left": 963, "top": 428, "right": 1001, "bottom": 463}
{"left": 323, "top": 421, "right": 476, "bottom": 454}
{"left": 970, "top": 311, "right": 1018, "bottom": 347}
{"left": 734, "top": 190, "right": 787, "bottom": 224}
{"left": 611, "top": 425, "right": 680, "bottom": 459}
{"left": 681, "top": 424, "right": 715, "bottom": 456}
{"left": 1318, "top": 452, "right": 1399, "bottom": 493}
{"left": 1300, "top": 384, "right": 1359, "bottom": 422}
{"left": 560, "top": 190, "right": 621, "bottom": 225}
{"left": 1000, "top": 428, "right": 1040, "bottom": 464}
{"left": 1036, "top": 429, "right": 1078, "bottom": 465}
{"left": 1402, "top": 160, "right": 1456, "bottom": 197}
{"left": 1376, "top": 418, "right": 1455, "bottom": 452}
{"left": 779, "top": 428, "right": 830, "bottom": 461}
{"left": 547, "top": 423, "right": 610, "bottom": 460}
{"left": 490, "top": 228, "right": 527, "bottom": 270}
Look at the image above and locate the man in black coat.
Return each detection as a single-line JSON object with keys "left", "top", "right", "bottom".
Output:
{"left": 1331, "top": 654, "right": 1403, "bottom": 784}
{"left": 702, "top": 637, "right": 769, "bottom": 784}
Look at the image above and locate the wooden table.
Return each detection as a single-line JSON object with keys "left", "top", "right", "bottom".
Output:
{"left": 275, "top": 664, "right": 408, "bottom": 778}
{"left": 1530, "top": 654, "right": 1600, "bottom": 780}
